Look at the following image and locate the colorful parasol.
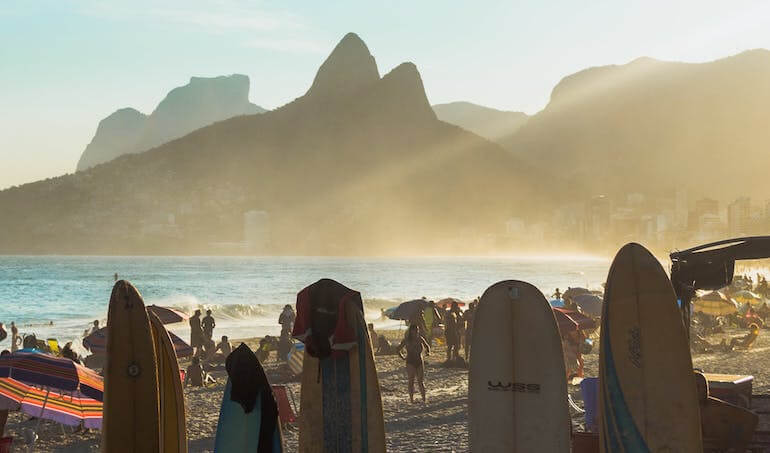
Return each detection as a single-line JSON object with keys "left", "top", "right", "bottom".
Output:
{"left": 436, "top": 298, "right": 465, "bottom": 309}
{"left": 732, "top": 290, "right": 764, "bottom": 307}
{"left": 572, "top": 294, "right": 603, "bottom": 317}
{"left": 0, "top": 352, "right": 104, "bottom": 428}
{"left": 146, "top": 305, "right": 189, "bottom": 324}
{"left": 553, "top": 308, "right": 597, "bottom": 334}
{"left": 83, "top": 326, "right": 193, "bottom": 358}
{"left": 694, "top": 291, "right": 739, "bottom": 316}
{"left": 563, "top": 287, "right": 591, "bottom": 299}
{"left": 386, "top": 299, "right": 429, "bottom": 321}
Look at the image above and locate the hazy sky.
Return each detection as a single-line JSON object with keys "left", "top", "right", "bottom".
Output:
{"left": 3, "top": 0, "right": 770, "bottom": 189}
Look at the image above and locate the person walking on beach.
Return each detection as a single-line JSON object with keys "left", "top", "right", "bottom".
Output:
{"left": 463, "top": 301, "right": 477, "bottom": 361}
{"left": 396, "top": 324, "right": 430, "bottom": 403}
{"left": 444, "top": 310, "right": 460, "bottom": 361}
{"left": 202, "top": 310, "right": 216, "bottom": 341}
{"left": 278, "top": 305, "right": 296, "bottom": 337}
{"left": 10, "top": 322, "right": 19, "bottom": 353}
{"left": 190, "top": 310, "right": 204, "bottom": 356}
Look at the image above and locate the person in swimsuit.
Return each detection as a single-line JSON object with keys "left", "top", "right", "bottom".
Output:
{"left": 396, "top": 324, "right": 430, "bottom": 403}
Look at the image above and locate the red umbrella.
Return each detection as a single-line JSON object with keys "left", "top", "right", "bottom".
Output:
{"left": 436, "top": 298, "right": 466, "bottom": 309}
{"left": 553, "top": 308, "right": 596, "bottom": 333}
{"left": 147, "top": 305, "right": 189, "bottom": 324}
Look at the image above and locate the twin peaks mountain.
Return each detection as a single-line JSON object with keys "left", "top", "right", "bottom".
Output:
{"left": 0, "top": 33, "right": 541, "bottom": 254}
{"left": 76, "top": 74, "right": 265, "bottom": 171}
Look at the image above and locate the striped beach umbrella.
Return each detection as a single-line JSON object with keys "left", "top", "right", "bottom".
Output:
{"left": 694, "top": 291, "right": 739, "bottom": 316}
{"left": 83, "top": 326, "right": 193, "bottom": 358}
{"left": 0, "top": 351, "right": 104, "bottom": 428}
{"left": 0, "top": 378, "right": 103, "bottom": 428}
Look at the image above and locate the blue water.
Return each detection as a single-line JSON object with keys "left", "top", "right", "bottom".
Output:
{"left": 0, "top": 255, "right": 611, "bottom": 351}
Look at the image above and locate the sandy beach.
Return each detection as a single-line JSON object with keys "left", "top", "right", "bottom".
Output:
{"left": 4, "top": 326, "right": 769, "bottom": 452}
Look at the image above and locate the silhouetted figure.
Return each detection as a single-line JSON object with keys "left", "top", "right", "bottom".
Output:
{"left": 189, "top": 310, "right": 204, "bottom": 356}
{"left": 278, "top": 305, "right": 296, "bottom": 337}
{"left": 202, "top": 309, "right": 216, "bottom": 340}
{"left": 396, "top": 324, "right": 430, "bottom": 403}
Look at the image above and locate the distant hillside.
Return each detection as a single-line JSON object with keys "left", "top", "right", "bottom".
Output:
{"left": 76, "top": 74, "right": 266, "bottom": 171}
{"left": 503, "top": 50, "right": 770, "bottom": 200}
{"left": 1, "top": 33, "right": 547, "bottom": 255}
{"left": 433, "top": 101, "right": 528, "bottom": 143}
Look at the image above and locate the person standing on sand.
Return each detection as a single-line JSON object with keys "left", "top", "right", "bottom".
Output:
{"left": 444, "top": 310, "right": 460, "bottom": 361}
{"left": 202, "top": 309, "right": 216, "bottom": 341}
{"left": 278, "top": 305, "right": 296, "bottom": 337}
{"left": 10, "top": 322, "right": 19, "bottom": 353}
{"left": 396, "top": 324, "right": 430, "bottom": 403}
{"left": 463, "top": 301, "right": 477, "bottom": 361}
{"left": 189, "top": 310, "right": 204, "bottom": 356}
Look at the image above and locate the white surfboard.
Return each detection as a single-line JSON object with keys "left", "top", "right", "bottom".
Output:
{"left": 469, "top": 280, "right": 571, "bottom": 452}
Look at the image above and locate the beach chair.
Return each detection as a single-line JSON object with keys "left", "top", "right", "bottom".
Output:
{"left": 272, "top": 385, "right": 297, "bottom": 426}
{"left": 47, "top": 338, "right": 60, "bottom": 355}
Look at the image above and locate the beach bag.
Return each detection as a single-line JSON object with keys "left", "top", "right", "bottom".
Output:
{"left": 292, "top": 279, "right": 363, "bottom": 359}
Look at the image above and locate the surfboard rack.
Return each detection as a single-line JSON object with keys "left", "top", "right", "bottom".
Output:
{"left": 670, "top": 236, "right": 770, "bottom": 339}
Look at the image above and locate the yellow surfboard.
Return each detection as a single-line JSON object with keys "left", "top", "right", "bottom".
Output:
{"left": 599, "top": 243, "right": 702, "bottom": 452}
{"left": 101, "top": 280, "right": 161, "bottom": 453}
{"left": 149, "top": 312, "right": 188, "bottom": 453}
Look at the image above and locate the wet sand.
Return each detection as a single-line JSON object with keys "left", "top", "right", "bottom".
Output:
{"left": 6, "top": 327, "right": 769, "bottom": 452}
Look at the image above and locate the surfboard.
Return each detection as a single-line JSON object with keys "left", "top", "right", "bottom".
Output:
{"left": 468, "top": 280, "right": 570, "bottom": 452}
{"left": 599, "top": 243, "right": 702, "bottom": 452}
{"left": 298, "top": 300, "right": 386, "bottom": 453}
{"left": 149, "top": 312, "right": 188, "bottom": 453}
{"left": 101, "top": 280, "right": 160, "bottom": 453}
{"left": 214, "top": 343, "right": 283, "bottom": 452}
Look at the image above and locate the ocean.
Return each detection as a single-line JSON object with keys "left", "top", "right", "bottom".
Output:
{"left": 0, "top": 255, "right": 611, "bottom": 354}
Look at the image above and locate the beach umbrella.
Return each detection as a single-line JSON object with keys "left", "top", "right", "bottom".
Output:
{"left": 287, "top": 342, "right": 304, "bottom": 376}
{"left": 146, "top": 305, "right": 189, "bottom": 324}
{"left": 694, "top": 291, "right": 739, "bottom": 316}
{"left": 572, "top": 294, "right": 603, "bottom": 317}
{"left": 553, "top": 308, "right": 597, "bottom": 334}
{"left": 387, "top": 299, "right": 429, "bottom": 321}
{"left": 563, "top": 287, "right": 591, "bottom": 299}
{"left": 732, "top": 290, "right": 763, "bottom": 307}
{"left": 0, "top": 351, "right": 104, "bottom": 428}
{"left": 436, "top": 298, "right": 465, "bottom": 309}
{"left": 83, "top": 326, "right": 193, "bottom": 358}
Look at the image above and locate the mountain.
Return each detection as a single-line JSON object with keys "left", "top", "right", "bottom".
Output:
{"left": 76, "top": 74, "right": 266, "bottom": 171}
{"left": 0, "top": 33, "right": 545, "bottom": 255}
{"left": 433, "top": 102, "right": 528, "bottom": 143}
{"left": 502, "top": 50, "right": 770, "bottom": 201}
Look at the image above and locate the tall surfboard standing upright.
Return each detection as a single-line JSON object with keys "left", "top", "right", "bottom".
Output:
{"left": 149, "top": 312, "right": 188, "bottom": 453}
{"left": 101, "top": 280, "right": 161, "bottom": 453}
{"left": 293, "top": 279, "right": 386, "bottom": 453}
{"left": 599, "top": 243, "right": 702, "bottom": 452}
{"left": 469, "top": 280, "right": 570, "bottom": 452}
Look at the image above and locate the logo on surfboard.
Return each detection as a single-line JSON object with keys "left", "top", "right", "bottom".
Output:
{"left": 487, "top": 381, "right": 540, "bottom": 393}
{"left": 628, "top": 327, "right": 642, "bottom": 368}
